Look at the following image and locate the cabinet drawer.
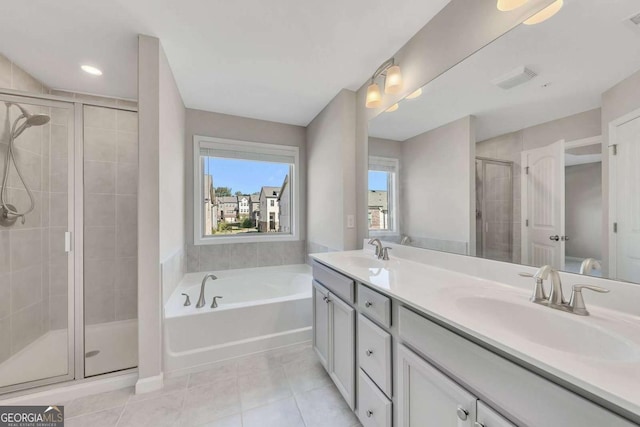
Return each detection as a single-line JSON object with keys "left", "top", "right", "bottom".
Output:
{"left": 358, "top": 369, "right": 392, "bottom": 427}
{"left": 358, "top": 284, "right": 391, "bottom": 327}
{"left": 313, "top": 261, "right": 355, "bottom": 303}
{"left": 358, "top": 314, "right": 392, "bottom": 397}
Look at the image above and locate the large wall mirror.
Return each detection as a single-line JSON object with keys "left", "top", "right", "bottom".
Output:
{"left": 367, "top": 0, "right": 640, "bottom": 284}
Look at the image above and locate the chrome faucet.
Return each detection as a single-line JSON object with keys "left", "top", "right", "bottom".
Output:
{"left": 579, "top": 258, "right": 601, "bottom": 276}
{"left": 196, "top": 274, "right": 217, "bottom": 308}
{"left": 368, "top": 238, "right": 383, "bottom": 258}
{"left": 520, "top": 265, "right": 609, "bottom": 315}
{"left": 400, "top": 235, "right": 411, "bottom": 245}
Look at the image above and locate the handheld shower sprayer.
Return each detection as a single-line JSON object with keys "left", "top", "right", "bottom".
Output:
{"left": 1, "top": 102, "right": 51, "bottom": 227}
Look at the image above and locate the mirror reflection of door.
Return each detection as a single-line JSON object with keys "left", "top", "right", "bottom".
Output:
{"left": 610, "top": 110, "right": 640, "bottom": 283}
{"left": 521, "top": 140, "right": 565, "bottom": 269}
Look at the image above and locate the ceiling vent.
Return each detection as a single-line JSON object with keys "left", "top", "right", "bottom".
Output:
{"left": 491, "top": 66, "right": 537, "bottom": 90}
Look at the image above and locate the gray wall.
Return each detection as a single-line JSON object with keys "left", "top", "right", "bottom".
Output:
{"left": 355, "top": 0, "right": 557, "bottom": 248}
{"left": 565, "top": 162, "right": 602, "bottom": 260}
{"left": 307, "top": 89, "right": 357, "bottom": 254}
{"left": 184, "top": 108, "right": 307, "bottom": 272}
{"left": 400, "top": 116, "right": 476, "bottom": 254}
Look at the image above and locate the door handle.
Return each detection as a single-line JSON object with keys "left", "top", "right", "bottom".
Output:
{"left": 561, "top": 235, "right": 569, "bottom": 241}
{"left": 549, "top": 235, "right": 560, "bottom": 241}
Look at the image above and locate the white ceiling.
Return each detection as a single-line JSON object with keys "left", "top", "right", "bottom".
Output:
{"left": 0, "top": 0, "right": 451, "bottom": 126}
{"left": 369, "top": 0, "right": 640, "bottom": 142}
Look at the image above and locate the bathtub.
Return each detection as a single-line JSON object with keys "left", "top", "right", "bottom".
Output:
{"left": 164, "top": 264, "right": 312, "bottom": 372}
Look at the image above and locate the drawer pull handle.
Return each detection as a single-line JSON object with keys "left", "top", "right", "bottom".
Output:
{"left": 365, "top": 349, "right": 373, "bottom": 357}
{"left": 365, "top": 301, "right": 373, "bottom": 308}
{"left": 457, "top": 407, "right": 469, "bottom": 421}
{"left": 474, "top": 423, "right": 486, "bottom": 427}
{"left": 366, "top": 410, "right": 373, "bottom": 418}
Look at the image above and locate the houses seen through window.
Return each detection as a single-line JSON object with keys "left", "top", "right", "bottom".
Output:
{"left": 196, "top": 137, "right": 298, "bottom": 242}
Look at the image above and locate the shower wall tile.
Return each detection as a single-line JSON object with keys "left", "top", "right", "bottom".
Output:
{"left": 85, "top": 286, "right": 116, "bottom": 325}
{"left": 84, "top": 127, "right": 117, "bottom": 162}
{"left": 11, "top": 265, "right": 42, "bottom": 312}
{"left": 49, "top": 227, "right": 68, "bottom": 259}
{"left": 200, "top": 244, "right": 230, "bottom": 271}
{"left": 10, "top": 147, "right": 42, "bottom": 191}
{"left": 85, "top": 226, "right": 116, "bottom": 259}
{"left": 85, "top": 161, "right": 116, "bottom": 194}
{"left": 84, "top": 106, "right": 117, "bottom": 130}
{"left": 49, "top": 192, "right": 68, "bottom": 227}
{"left": 117, "top": 132, "right": 138, "bottom": 164}
{"left": 50, "top": 124, "right": 68, "bottom": 158}
{"left": 227, "top": 243, "right": 258, "bottom": 270}
{"left": 117, "top": 163, "right": 138, "bottom": 195}
{"left": 257, "top": 242, "right": 284, "bottom": 267}
{"left": 116, "top": 222, "right": 137, "bottom": 258}
{"left": 117, "top": 110, "right": 138, "bottom": 133}
{"left": 49, "top": 259, "right": 68, "bottom": 297}
{"left": 48, "top": 294, "right": 67, "bottom": 331}
{"left": 85, "top": 194, "right": 116, "bottom": 227}
{"left": 0, "top": 230, "right": 10, "bottom": 273}
{"left": 11, "top": 302, "right": 43, "bottom": 354}
{"left": 115, "top": 257, "right": 137, "bottom": 321}
{"left": 0, "top": 54, "right": 10, "bottom": 89}
{"left": 0, "top": 272, "right": 10, "bottom": 319}
{"left": 10, "top": 228, "right": 42, "bottom": 271}
{"left": 49, "top": 156, "right": 68, "bottom": 193}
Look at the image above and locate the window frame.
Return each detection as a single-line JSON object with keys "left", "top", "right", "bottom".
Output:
{"left": 368, "top": 155, "right": 399, "bottom": 237}
{"left": 193, "top": 135, "right": 300, "bottom": 245}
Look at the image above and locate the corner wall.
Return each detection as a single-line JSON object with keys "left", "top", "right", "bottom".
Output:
{"left": 306, "top": 89, "right": 357, "bottom": 253}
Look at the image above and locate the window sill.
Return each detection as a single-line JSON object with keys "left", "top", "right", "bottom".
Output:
{"left": 194, "top": 233, "right": 300, "bottom": 245}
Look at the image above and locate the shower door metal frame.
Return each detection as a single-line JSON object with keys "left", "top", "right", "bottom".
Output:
{"left": 476, "top": 157, "right": 514, "bottom": 261}
{"left": 0, "top": 89, "right": 139, "bottom": 397}
{"left": 0, "top": 92, "right": 77, "bottom": 394}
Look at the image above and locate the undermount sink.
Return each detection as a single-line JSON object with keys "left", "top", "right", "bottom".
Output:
{"left": 342, "top": 254, "right": 396, "bottom": 269}
{"left": 456, "top": 296, "right": 640, "bottom": 362}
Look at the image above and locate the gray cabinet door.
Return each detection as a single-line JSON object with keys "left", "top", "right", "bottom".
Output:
{"left": 330, "top": 292, "right": 356, "bottom": 410}
{"left": 313, "top": 280, "right": 330, "bottom": 370}
{"left": 476, "top": 402, "right": 516, "bottom": 427}
{"left": 397, "top": 344, "right": 477, "bottom": 427}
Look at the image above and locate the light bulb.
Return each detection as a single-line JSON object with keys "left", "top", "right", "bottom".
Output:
{"left": 366, "top": 82, "right": 382, "bottom": 109}
{"left": 384, "top": 65, "right": 403, "bottom": 94}
{"left": 497, "top": 0, "right": 529, "bottom": 12}
{"left": 81, "top": 65, "right": 103, "bottom": 76}
{"left": 385, "top": 103, "right": 399, "bottom": 113}
{"left": 523, "top": 0, "right": 563, "bottom": 25}
{"left": 406, "top": 88, "right": 422, "bottom": 100}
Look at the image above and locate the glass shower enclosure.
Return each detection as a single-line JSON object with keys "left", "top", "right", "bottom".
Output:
{"left": 0, "top": 92, "right": 138, "bottom": 395}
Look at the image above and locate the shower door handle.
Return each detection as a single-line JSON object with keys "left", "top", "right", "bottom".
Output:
{"left": 65, "top": 231, "right": 72, "bottom": 253}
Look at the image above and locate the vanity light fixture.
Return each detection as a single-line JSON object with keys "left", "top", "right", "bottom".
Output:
{"left": 81, "top": 65, "right": 103, "bottom": 76}
{"left": 406, "top": 88, "right": 423, "bottom": 100}
{"left": 523, "top": 0, "right": 563, "bottom": 25}
{"left": 497, "top": 0, "right": 529, "bottom": 12}
{"left": 365, "top": 58, "right": 403, "bottom": 109}
{"left": 385, "top": 103, "right": 399, "bottom": 113}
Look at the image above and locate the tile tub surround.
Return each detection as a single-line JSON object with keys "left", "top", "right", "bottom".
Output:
{"left": 186, "top": 240, "right": 306, "bottom": 273}
{"left": 58, "top": 343, "right": 362, "bottom": 427}
{"left": 0, "top": 53, "right": 67, "bottom": 366}
{"left": 84, "top": 105, "right": 139, "bottom": 325}
{"left": 311, "top": 246, "right": 640, "bottom": 421}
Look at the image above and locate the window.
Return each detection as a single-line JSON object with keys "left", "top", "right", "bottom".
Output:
{"left": 368, "top": 156, "right": 398, "bottom": 234}
{"left": 194, "top": 136, "right": 299, "bottom": 244}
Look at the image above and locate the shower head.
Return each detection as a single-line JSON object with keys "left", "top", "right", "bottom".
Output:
{"left": 6, "top": 103, "right": 50, "bottom": 139}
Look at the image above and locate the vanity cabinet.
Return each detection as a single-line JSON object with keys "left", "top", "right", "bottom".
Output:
{"left": 397, "top": 344, "right": 476, "bottom": 427}
{"left": 312, "top": 268, "right": 356, "bottom": 409}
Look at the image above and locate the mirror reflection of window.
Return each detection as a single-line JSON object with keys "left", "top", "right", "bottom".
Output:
{"left": 368, "top": 156, "right": 399, "bottom": 235}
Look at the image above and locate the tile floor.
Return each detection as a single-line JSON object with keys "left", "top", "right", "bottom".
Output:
{"left": 61, "top": 343, "right": 363, "bottom": 427}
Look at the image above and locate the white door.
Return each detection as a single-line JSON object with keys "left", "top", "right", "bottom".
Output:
{"left": 397, "top": 345, "right": 477, "bottom": 427}
{"left": 476, "top": 402, "right": 516, "bottom": 427}
{"left": 312, "top": 281, "right": 330, "bottom": 370}
{"left": 521, "top": 140, "right": 566, "bottom": 269}
{"left": 330, "top": 292, "right": 356, "bottom": 410}
{"left": 611, "top": 114, "right": 640, "bottom": 283}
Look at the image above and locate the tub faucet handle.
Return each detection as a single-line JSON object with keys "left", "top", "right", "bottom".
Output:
{"left": 181, "top": 293, "right": 191, "bottom": 306}
{"left": 211, "top": 296, "right": 223, "bottom": 309}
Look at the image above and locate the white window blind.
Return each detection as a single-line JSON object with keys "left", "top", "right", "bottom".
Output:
{"left": 369, "top": 156, "right": 398, "bottom": 173}
{"left": 199, "top": 143, "right": 296, "bottom": 164}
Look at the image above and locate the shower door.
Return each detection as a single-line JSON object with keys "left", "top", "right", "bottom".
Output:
{"left": 476, "top": 157, "right": 513, "bottom": 263}
{"left": 0, "top": 94, "right": 76, "bottom": 393}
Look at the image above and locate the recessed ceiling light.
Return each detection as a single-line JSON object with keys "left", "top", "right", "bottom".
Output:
{"left": 81, "top": 65, "right": 103, "bottom": 76}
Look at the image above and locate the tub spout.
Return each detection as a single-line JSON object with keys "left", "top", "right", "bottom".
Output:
{"left": 197, "top": 274, "right": 217, "bottom": 308}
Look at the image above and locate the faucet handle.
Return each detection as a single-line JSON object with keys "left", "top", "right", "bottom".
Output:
{"left": 568, "top": 285, "right": 609, "bottom": 316}
{"left": 211, "top": 295, "right": 223, "bottom": 309}
{"left": 181, "top": 293, "right": 191, "bottom": 306}
{"left": 381, "top": 247, "right": 392, "bottom": 261}
{"left": 519, "top": 272, "right": 547, "bottom": 303}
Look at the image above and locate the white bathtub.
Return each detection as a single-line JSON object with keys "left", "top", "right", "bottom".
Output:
{"left": 164, "top": 264, "right": 312, "bottom": 372}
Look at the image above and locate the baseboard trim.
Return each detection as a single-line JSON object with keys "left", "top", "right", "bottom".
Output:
{"left": 135, "top": 372, "right": 164, "bottom": 394}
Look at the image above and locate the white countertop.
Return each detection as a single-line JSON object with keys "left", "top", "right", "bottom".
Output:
{"left": 310, "top": 249, "right": 640, "bottom": 420}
